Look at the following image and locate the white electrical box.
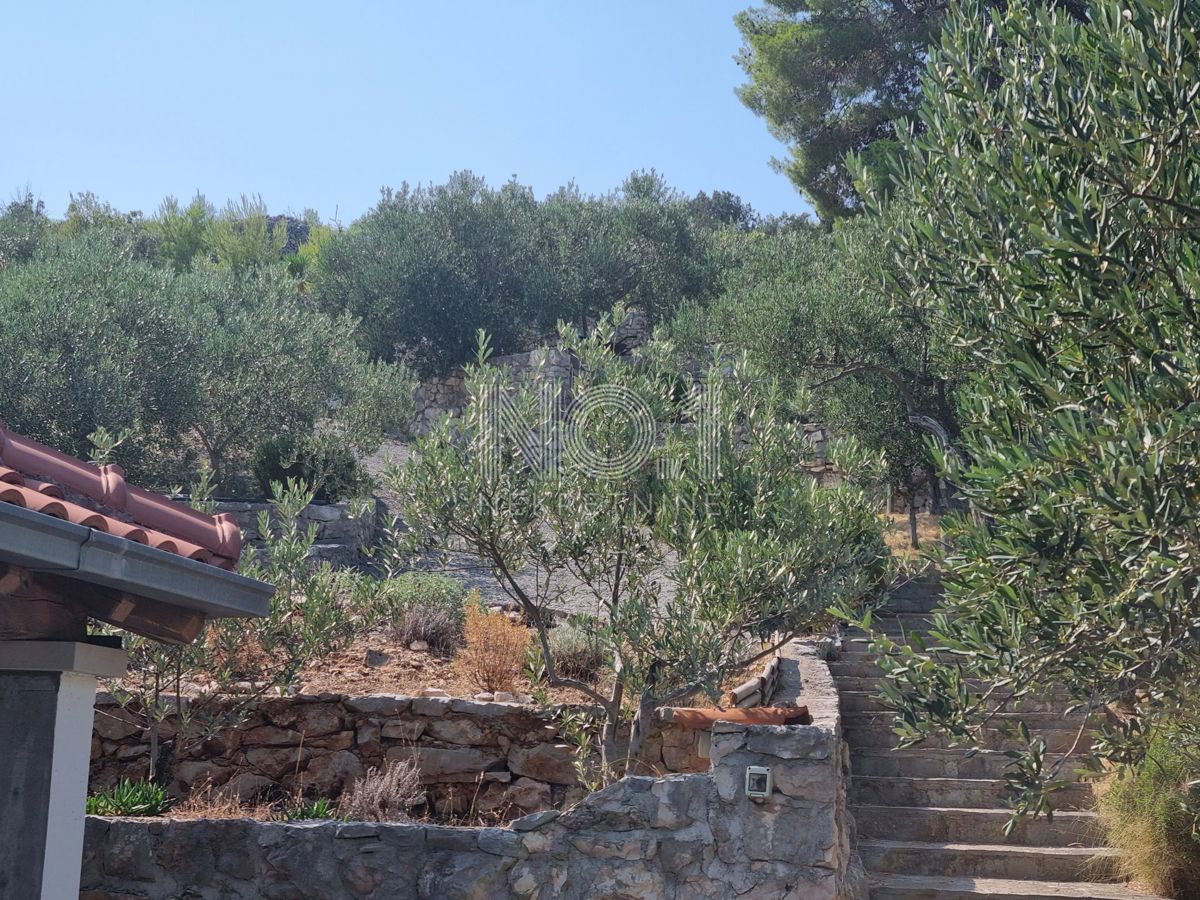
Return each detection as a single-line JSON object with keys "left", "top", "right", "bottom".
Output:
{"left": 745, "top": 765, "right": 772, "bottom": 798}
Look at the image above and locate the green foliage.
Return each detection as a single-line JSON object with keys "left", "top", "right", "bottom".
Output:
{"left": 0, "top": 228, "right": 200, "bottom": 482}
{"left": 735, "top": 0, "right": 947, "bottom": 219}
{"left": 315, "top": 171, "right": 719, "bottom": 376}
{"left": 105, "top": 479, "right": 395, "bottom": 780}
{"left": 86, "top": 779, "right": 171, "bottom": 817}
{"left": 852, "top": 0, "right": 1200, "bottom": 819}
{"left": 206, "top": 195, "right": 288, "bottom": 275}
{"left": 1099, "top": 727, "right": 1200, "bottom": 898}
{"left": 0, "top": 191, "right": 48, "bottom": 266}
{"left": 252, "top": 433, "right": 366, "bottom": 504}
{"left": 734, "top": 0, "right": 1089, "bottom": 220}
{"left": 278, "top": 797, "right": 339, "bottom": 821}
{"left": 379, "top": 572, "right": 470, "bottom": 652}
{"left": 222, "top": 480, "right": 391, "bottom": 688}
{"left": 389, "top": 312, "right": 888, "bottom": 764}
{"left": 0, "top": 217, "right": 414, "bottom": 489}
{"left": 546, "top": 616, "right": 609, "bottom": 683}
{"left": 153, "top": 194, "right": 214, "bottom": 273}
{"left": 664, "top": 216, "right": 960, "bottom": 526}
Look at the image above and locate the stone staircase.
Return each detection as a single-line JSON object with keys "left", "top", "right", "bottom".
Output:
{"left": 833, "top": 578, "right": 1164, "bottom": 900}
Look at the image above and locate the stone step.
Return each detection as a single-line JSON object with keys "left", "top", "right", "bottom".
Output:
{"left": 852, "top": 805, "right": 1103, "bottom": 848}
{"left": 829, "top": 658, "right": 888, "bottom": 678}
{"left": 842, "top": 709, "right": 1090, "bottom": 734}
{"left": 834, "top": 676, "right": 1073, "bottom": 697}
{"left": 869, "top": 873, "right": 1162, "bottom": 900}
{"left": 840, "top": 691, "right": 1079, "bottom": 716}
{"left": 850, "top": 776, "right": 1093, "bottom": 810}
{"left": 849, "top": 748, "right": 1089, "bottom": 781}
{"left": 854, "top": 614, "right": 937, "bottom": 636}
{"left": 877, "top": 582, "right": 943, "bottom": 615}
{"left": 842, "top": 723, "right": 1090, "bottom": 754}
{"left": 860, "top": 840, "right": 1121, "bottom": 883}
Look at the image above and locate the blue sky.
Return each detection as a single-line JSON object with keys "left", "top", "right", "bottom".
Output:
{"left": 1, "top": 1, "right": 810, "bottom": 224}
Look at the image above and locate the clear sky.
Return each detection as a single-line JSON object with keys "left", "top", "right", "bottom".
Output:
{"left": 1, "top": 1, "right": 810, "bottom": 224}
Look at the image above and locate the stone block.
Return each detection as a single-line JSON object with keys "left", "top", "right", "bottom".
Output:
{"left": 381, "top": 719, "right": 425, "bottom": 741}
{"left": 294, "top": 704, "right": 344, "bottom": 737}
{"left": 744, "top": 724, "right": 834, "bottom": 761}
{"left": 303, "top": 750, "right": 363, "bottom": 797}
{"left": 508, "top": 744, "right": 576, "bottom": 785}
{"left": 246, "top": 747, "right": 310, "bottom": 780}
{"left": 409, "top": 746, "right": 504, "bottom": 782}
{"left": 93, "top": 708, "right": 142, "bottom": 741}
{"left": 510, "top": 809, "right": 559, "bottom": 832}
{"left": 477, "top": 827, "right": 525, "bottom": 858}
{"left": 345, "top": 694, "right": 412, "bottom": 717}
{"left": 503, "top": 777, "right": 553, "bottom": 813}
{"left": 425, "top": 717, "right": 488, "bottom": 745}
{"left": 218, "top": 772, "right": 275, "bottom": 802}
{"left": 411, "top": 696, "right": 451, "bottom": 717}
{"left": 243, "top": 725, "right": 303, "bottom": 748}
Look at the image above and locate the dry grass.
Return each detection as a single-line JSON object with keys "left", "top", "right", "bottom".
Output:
{"left": 171, "top": 779, "right": 276, "bottom": 821}
{"left": 458, "top": 605, "right": 531, "bottom": 693}
{"left": 1095, "top": 747, "right": 1200, "bottom": 899}
{"left": 882, "top": 512, "right": 942, "bottom": 559}
{"left": 340, "top": 757, "right": 423, "bottom": 823}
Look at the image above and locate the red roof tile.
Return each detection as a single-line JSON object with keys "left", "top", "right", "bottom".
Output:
{"left": 0, "top": 422, "right": 241, "bottom": 570}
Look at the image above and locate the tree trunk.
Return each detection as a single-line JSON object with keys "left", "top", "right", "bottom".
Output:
{"left": 927, "top": 464, "right": 944, "bottom": 515}
{"left": 625, "top": 692, "right": 658, "bottom": 766}
{"left": 908, "top": 499, "right": 920, "bottom": 550}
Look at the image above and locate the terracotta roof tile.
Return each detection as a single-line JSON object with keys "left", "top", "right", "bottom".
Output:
{"left": 0, "top": 422, "right": 241, "bottom": 570}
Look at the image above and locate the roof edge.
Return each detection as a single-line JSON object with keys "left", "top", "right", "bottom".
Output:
{"left": 0, "top": 503, "right": 271, "bottom": 621}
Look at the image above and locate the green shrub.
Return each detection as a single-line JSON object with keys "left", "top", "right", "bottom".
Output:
{"left": 1099, "top": 732, "right": 1200, "bottom": 899}
{"left": 86, "top": 779, "right": 171, "bottom": 817}
{"left": 278, "top": 797, "right": 338, "bottom": 821}
{"left": 252, "top": 434, "right": 365, "bottom": 504}
{"left": 547, "top": 616, "right": 609, "bottom": 683}
{"left": 383, "top": 573, "right": 469, "bottom": 651}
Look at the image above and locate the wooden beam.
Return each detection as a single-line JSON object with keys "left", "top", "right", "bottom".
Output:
{"left": 60, "top": 579, "right": 206, "bottom": 645}
{"left": 0, "top": 569, "right": 206, "bottom": 645}
{"left": 83, "top": 592, "right": 205, "bottom": 645}
{"left": 0, "top": 569, "right": 88, "bottom": 641}
{"left": 0, "top": 564, "right": 32, "bottom": 597}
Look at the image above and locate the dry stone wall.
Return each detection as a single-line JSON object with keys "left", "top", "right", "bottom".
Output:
{"left": 82, "top": 641, "right": 866, "bottom": 899}
{"left": 91, "top": 693, "right": 580, "bottom": 819}
{"left": 213, "top": 500, "right": 376, "bottom": 566}
{"left": 409, "top": 348, "right": 576, "bottom": 435}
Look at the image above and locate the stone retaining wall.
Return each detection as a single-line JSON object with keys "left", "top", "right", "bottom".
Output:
{"left": 82, "top": 641, "right": 866, "bottom": 899}
{"left": 91, "top": 693, "right": 580, "bottom": 819}
{"left": 409, "top": 348, "right": 576, "bottom": 435}
{"left": 213, "top": 500, "right": 376, "bottom": 566}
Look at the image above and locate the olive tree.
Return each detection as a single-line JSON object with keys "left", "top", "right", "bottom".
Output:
{"left": 851, "top": 0, "right": 1200, "bottom": 817}
{"left": 389, "top": 313, "right": 888, "bottom": 767}
{"left": 0, "top": 225, "right": 414, "bottom": 489}
{"left": 665, "top": 216, "right": 963, "bottom": 545}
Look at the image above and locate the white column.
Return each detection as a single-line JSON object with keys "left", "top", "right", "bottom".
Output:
{"left": 0, "top": 641, "right": 127, "bottom": 900}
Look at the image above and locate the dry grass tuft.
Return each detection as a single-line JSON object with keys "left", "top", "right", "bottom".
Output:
{"left": 340, "top": 757, "right": 423, "bottom": 823}
{"left": 172, "top": 779, "right": 275, "bottom": 821}
{"left": 459, "top": 605, "right": 531, "bottom": 693}
{"left": 1096, "top": 739, "right": 1200, "bottom": 899}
